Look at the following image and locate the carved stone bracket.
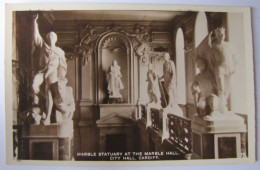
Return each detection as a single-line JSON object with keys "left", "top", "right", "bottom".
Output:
{"left": 120, "top": 24, "right": 152, "bottom": 65}
{"left": 78, "top": 24, "right": 101, "bottom": 65}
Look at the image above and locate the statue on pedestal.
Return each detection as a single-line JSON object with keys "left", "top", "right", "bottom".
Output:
{"left": 29, "top": 14, "right": 75, "bottom": 125}
{"left": 147, "top": 64, "right": 161, "bottom": 106}
{"left": 107, "top": 60, "right": 124, "bottom": 102}
{"left": 193, "top": 27, "right": 238, "bottom": 117}
{"left": 208, "top": 27, "right": 238, "bottom": 113}
{"left": 160, "top": 53, "right": 183, "bottom": 115}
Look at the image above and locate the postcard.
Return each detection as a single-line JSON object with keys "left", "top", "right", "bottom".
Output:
{"left": 5, "top": 3, "right": 255, "bottom": 167}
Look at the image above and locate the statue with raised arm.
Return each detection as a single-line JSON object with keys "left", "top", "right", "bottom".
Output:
{"left": 147, "top": 64, "right": 161, "bottom": 106}
{"left": 107, "top": 60, "right": 124, "bottom": 99}
{"left": 208, "top": 27, "right": 238, "bottom": 113}
{"left": 32, "top": 14, "right": 75, "bottom": 125}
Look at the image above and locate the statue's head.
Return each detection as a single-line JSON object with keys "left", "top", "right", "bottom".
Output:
{"left": 113, "top": 60, "right": 118, "bottom": 66}
{"left": 164, "top": 53, "right": 170, "bottom": 61}
{"left": 214, "top": 27, "right": 225, "bottom": 41}
{"left": 45, "top": 31, "right": 57, "bottom": 47}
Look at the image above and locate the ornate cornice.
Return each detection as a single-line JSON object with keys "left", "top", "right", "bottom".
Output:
{"left": 77, "top": 23, "right": 152, "bottom": 65}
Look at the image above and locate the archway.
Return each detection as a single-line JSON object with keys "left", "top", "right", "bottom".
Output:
{"left": 176, "top": 28, "right": 186, "bottom": 105}
{"left": 195, "top": 12, "right": 209, "bottom": 48}
{"left": 96, "top": 32, "right": 134, "bottom": 104}
{"left": 194, "top": 12, "right": 209, "bottom": 74}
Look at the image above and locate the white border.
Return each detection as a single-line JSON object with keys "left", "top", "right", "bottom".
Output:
{"left": 4, "top": 3, "right": 256, "bottom": 167}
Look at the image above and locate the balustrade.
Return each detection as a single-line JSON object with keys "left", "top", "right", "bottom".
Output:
{"left": 138, "top": 103, "right": 192, "bottom": 156}
{"left": 167, "top": 114, "right": 192, "bottom": 153}
{"left": 141, "top": 104, "right": 146, "bottom": 120}
{"left": 150, "top": 108, "right": 162, "bottom": 131}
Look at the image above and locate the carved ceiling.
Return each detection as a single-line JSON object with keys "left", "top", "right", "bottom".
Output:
{"left": 40, "top": 10, "right": 189, "bottom": 55}
{"left": 42, "top": 10, "right": 186, "bottom": 25}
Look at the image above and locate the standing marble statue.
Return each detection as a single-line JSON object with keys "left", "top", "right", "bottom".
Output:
{"left": 161, "top": 53, "right": 177, "bottom": 108}
{"left": 32, "top": 14, "right": 75, "bottom": 125}
{"left": 191, "top": 58, "right": 217, "bottom": 116}
{"left": 147, "top": 64, "right": 161, "bottom": 106}
{"left": 107, "top": 60, "right": 124, "bottom": 98}
{"left": 208, "top": 27, "right": 238, "bottom": 113}
{"left": 159, "top": 53, "right": 177, "bottom": 108}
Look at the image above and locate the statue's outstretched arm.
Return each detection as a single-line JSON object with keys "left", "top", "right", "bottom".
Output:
{"left": 33, "top": 14, "right": 43, "bottom": 47}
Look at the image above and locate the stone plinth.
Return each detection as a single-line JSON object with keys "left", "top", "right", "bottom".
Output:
{"left": 99, "top": 104, "right": 137, "bottom": 119}
{"left": 96, "top": 112, "right": 136, "bottom": 153}
{"left": 108, "top": 97, "right": 124, "bottom": 104}
{"left": 21, "top": 120, "right": 73, "bottom": 160}
{"left": 191, "top": 113, "right": 247, "bottom": 159}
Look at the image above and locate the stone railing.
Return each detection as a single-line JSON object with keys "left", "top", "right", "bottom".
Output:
{"left": 167, "top": 114, "right": 192, "bottom": 154}
{"left": 150, "top": 108, "right": 162, "bottom": 131}
{"left": 138, "top": 104, "right": 192, "bottom": 158}
{"left": 140, "top": 104, "right": 146, "bottom": 120}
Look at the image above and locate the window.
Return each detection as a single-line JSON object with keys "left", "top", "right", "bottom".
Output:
{"left": 176, "top": 28, "right": 186, "bottom": 105}
{"left": 194, "top": 12, "right": 209, "bottom": 74}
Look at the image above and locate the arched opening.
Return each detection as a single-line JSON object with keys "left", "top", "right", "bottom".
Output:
{"left": 96, "top": 32, "right": 134, "bottom": 104}
{"left": 195, "top": 12, "right": 209, "bottom": 48}
{"left": 194, "top": 12, "right": 209, "bottom": 73}
{"left": 176, "top": 28, "right": 186, "bottom": 105}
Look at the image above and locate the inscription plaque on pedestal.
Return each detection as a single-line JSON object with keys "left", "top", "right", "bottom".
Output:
{"left": 215, "top": 134, "right": 240, "bottom": 159}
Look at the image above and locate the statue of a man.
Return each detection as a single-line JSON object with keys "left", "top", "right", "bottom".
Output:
{"left": 208, "top": 27, "right": 238, "bottom": 113}
{"left": 160, "top": 53, "right": 178, "bottom": 109}
{"left": 107, "top": 60, "right": 124, "bottom": 98}
{"left": 147, "top": 64, "right": 161, "bottom": 105}
{"left": 191, "top": 58, "right": 217, "bottom": 116}
{"left": 32, "top": 14, "right": 74, "bottom": 125}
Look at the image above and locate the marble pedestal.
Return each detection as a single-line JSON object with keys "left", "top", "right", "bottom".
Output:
{"left": 108, "top": 97, "right": 124, "bottom": 104}
{"left": 191, "top": 113, "right": 247, "bottom": 159}
{"left": 21, "top": 120, "right": 73, "bottom": 160}
{"left": 97, "top": 104, "right": 137, "bottom": 153}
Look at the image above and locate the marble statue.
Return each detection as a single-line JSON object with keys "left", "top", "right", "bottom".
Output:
{"left": 191, "top": 58, "right": 217, "bottom": 116}
{"left": 159, "top": 53, "right": 177, "bottom": 108}
{"left": 159, "top": 53, "right": 183, "bottom": 115}
{"left": 208, "top": 27, "right": 238, "bottom": 113}
{"left": 31, "top": 14, "right": 75, "bottom": 125}
{"left": 107, "top": 60, "right": 124, "bottom": 98}
{"left": 147, "top": 64, "right": 161, "bottom": 106}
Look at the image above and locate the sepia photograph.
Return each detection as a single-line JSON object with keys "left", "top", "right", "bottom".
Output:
{"left": 4, "top": 2, "right": 256, "bottom": 167}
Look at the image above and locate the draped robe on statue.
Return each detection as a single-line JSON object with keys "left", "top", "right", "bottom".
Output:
{"left": 107, "top": 63, "right": 124, "bottom": 98}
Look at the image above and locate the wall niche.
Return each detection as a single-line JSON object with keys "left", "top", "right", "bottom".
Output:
{"left": 96, "top": 32, "right": 134, "bottom": 104}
